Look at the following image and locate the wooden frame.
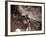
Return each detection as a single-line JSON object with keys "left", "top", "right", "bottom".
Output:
{"left": 5, "top": 1, "right": 45, "bottom": 36}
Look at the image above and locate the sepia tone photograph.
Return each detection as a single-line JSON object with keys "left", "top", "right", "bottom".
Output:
{"left": 7, "top": 2, "right": 45, "bottom": 35}
{"left": 11, "top": 5, "right": 42, "bottom": 32}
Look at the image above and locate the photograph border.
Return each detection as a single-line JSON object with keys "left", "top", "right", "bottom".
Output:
{"left": 5, "top": 1, "right": 45, "bottom": 36}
